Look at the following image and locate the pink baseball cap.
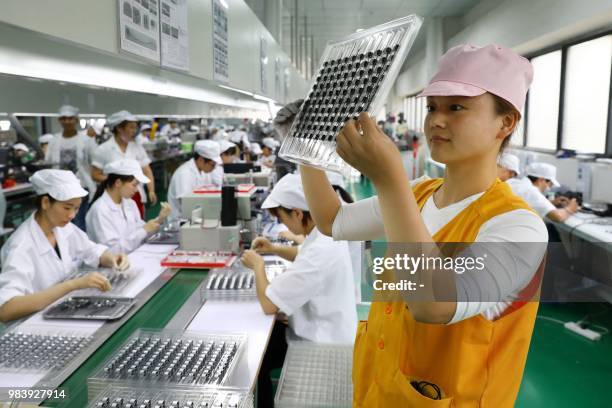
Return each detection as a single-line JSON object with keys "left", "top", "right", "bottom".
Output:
{"left": 418, "top": 44, "right": 533, "bottom": 112}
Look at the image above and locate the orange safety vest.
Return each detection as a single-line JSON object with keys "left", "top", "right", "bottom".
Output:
{"left": 353, "top": 178, "right": 543, "bottom": 407}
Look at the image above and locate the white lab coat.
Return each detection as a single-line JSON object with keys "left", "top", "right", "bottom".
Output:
{"left": 265, "top": 228, "right": 357, "bottom": 344}
{"left": 506, "top": 177, "right": 555, "bottom": 218}
{"left": 167, "top": 159, "right": 223, "bottom": 220}
{"left": 92, "top": 137, "right": 152, "bottom": 203}
{"left": 45, "top": 131, "right": 97, "bottom": 199}
{"left": 86, "top": 191, "right": 147, "bottom": 253}
{"left": 0, "top": 213, "right": 107, "bottom": 307}
{"left": 258, "top": 154, "right": 276, "bottom": 168}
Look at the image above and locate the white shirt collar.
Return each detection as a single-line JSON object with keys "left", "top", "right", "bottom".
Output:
{"left": 100, "top": 190, "right": 124, "bottom": 213}
{"left": 27, "top": 212, "right": 69, "bottom": 256}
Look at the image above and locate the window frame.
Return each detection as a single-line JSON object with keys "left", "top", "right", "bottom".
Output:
{"left": 521, "top": 28, "right": 612, "bottom": 157}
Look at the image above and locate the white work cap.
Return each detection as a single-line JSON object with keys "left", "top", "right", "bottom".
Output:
{"left": 30, "top": 169, "right": 88, "bottom": 201}
{"left": 103, "top": 159, "right": 150, "bottom": 184}
{"left": 140, "top": 123, "right": 152, "bottom": 132}
{"left": 58, "top": 105, "right": 79, "bottom": 118}
{"left": 229, "top": 132, "right": 242, "bottom": 143}
{"left": 262, "top": 174, "right": 309, "bottom": 211}
{"left": 107, "top": 110, "right": 138, "bottom": 130}
{"left": 218, "top": 140, "right": 236, "bottom": 154}
{"left": 498, "top": 153, "right": 521, "bottom": 176}
{"left": 526, "top": 162, "right": 560, "bottom": 187}
{"left": 194, "top": 140, "right": 222, "bottom": 164}
{"left": 250, "top": 142, "right": 263, "bottom": 155}
{"left": 262, "top": 137, "right": 278, "bottom": 150}
{"left": 12, "top": 143, "right": 29, "bottom": 152}
{"left": 39, "top": 134, "right": 55, "bottom": 145}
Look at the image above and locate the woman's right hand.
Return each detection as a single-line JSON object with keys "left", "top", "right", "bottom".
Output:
{"left": 144, "top": 219, "right": 161, "bottom": 234}
{"left": 251, "top": 237, "right": 275, "bottom": 254}
{"left": 71, "top": 272, "right": 111, "bottom": 292}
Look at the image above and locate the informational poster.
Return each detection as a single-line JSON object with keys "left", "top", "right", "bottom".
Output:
{"left": 118, "top": 0, "right": 161, "bottom": 63}
{"left": 212, "top": 0, "right": 229, "bottom": 83}
{"left": 260, "top": 36, "right": 268, "bottom": 94}
{"left": 160, "top": 0, "right": 190, "bottom": 71}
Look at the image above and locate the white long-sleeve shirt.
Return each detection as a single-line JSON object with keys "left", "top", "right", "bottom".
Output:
{"left": 331, "top": 177, "right": 548, "bottom": 324}
{"left": 0, "top": 213, "right": 107, "bottom": 307}
{"left": 86, "top": 191, "right": 147, "bottom": 253}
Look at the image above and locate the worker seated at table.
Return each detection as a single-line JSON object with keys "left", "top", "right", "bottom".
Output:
{"left": 506, "top": 161, "right": 579, "bottom": 222}
{"left": 86, "top": 159, "right": 171, "bottom": 253}
{"left": 218, "top": 140, "right": 239, "bottom": 164}
{"left": 258, "top": 137, "right": 278, "bottom": 168}
{"left": 240, "top": 174, "right": 357, "bottom": 408}
{"left": 167, "top": 140, "right": 223, "bottom": 220}
{"left": 0, "top": 169, "right": 129, "bottom": 322}
{"left": 497, "top": 152, "right": 521, "bottom": 182}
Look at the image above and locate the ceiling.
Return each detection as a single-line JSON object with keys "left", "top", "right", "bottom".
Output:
{"left": 280, "top": 0, "right": 481, "bottom": 74}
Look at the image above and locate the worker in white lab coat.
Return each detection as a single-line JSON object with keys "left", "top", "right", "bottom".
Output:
{"left": 86, "top": 159, "right": 171, "bottom": 253}
{"left": 240, "top": 173, "right": 357, "bottom": 407}
{"left": 0, "top": 169, "right": 129, "bottom": 322}
{"left": 167, "top": 140, "right": 223, "bottom": 220}
{"left": 507, "top": 162, "right": 579, "bottom": 222}
{"left": 91, "top": 110, "right": 157, "bottom": 218}
{"left": 259, "top": 137, "right": 278, "bottom": 168}
{"left": 39, "top": 133, "right": 55, "bottom": 157}
{"left": 497, "top": 152, "right": 521, "bottom": 182}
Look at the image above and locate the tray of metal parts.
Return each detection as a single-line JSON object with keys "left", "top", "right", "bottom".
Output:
{"left": 0, "top": 330, "right": 93, "bottom": 373}
{"left": 147, "top": 230, "right": 180, "bottom": 245}
{"left": 202, "top": 258, "right": 287, "bottom": 300}
{"left": 88, "top": 330, "right": 247, "bottom": 400}
{"left": 278, "top": 15, "right": 422, "bottom": 175}
{"left": 88, "top": 385, "right": 253, "bottom": 408}
{"left": 161, "top": 251, "right": 237, "bottom": 269}
{"left": 43, "top": 296, "right": 136, "bottom": 321}
{"left": 275, "top": 342, "right": 353, "bottom": 408}
{"left": 66, "top": 267, "right": 141, "bottom": 296}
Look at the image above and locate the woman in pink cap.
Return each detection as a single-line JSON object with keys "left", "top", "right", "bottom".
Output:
{"left": 300, "top": 44, "right": 548, "bottom": 406}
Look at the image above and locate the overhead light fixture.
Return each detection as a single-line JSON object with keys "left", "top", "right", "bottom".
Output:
{"left": 0, "top": 120, "right": 11, "bottom": 131}
{"left": 218, "top": 84, "right": 254, "bottom": 96}
{"left": 253, "top": 93, "right": 275, "bottom": 103}
{"left": 219, "top": 0, "right": 229, "bottom": 9}
{"left": 356, "top": 28, "right": 364, "bottom": 32}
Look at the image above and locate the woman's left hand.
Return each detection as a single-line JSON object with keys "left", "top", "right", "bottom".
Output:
{"left": 336, "top": 113, "right": 405, "bottom": 185}
{"left": 241, "top": 250, "right": 264, "bottom": 270}
{"left": 112, "top": 254, "right": 130, "bottom": 271}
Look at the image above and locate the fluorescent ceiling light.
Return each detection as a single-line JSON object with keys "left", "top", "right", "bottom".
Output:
{"left": 219, "top": 0, "right": 229, "bottom": 9}
{"left": 0, "top": 120, "right": 11, "bottom": 131}
{"left": 253, "top": 94, "right": 275, "bottom": 103}
{"left": 218, "top": 84, "right": 254, "bottom": 96}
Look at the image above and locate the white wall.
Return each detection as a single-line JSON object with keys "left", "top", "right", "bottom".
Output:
{"left": 393, "top": 0, "right": 612, "bottom": 102}
{"left": 0, "top": 0, "right": 308, "bottom": 114}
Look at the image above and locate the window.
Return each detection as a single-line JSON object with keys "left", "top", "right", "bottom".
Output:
{"left": 511, "top": 107, "right": 526, "bottom": 146}
{"left": 526, "top": 50, "right": 562, "bottom": 150}
{"left": 562, "top": 35, "right": 612, "bottom": 153}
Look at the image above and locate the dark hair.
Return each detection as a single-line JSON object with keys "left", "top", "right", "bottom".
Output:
{"left": 222, "top": 146, "right": 237, "bottom": 156}
{"left": 91, "top": 174, "right": 136, "bottom": 206}
{"left": 491, "top": 94, "right": 521, "bottom": 153}
{"left": 35, "top": 194, "right": 57, "bottom": 211}
{"left": 268, "top": 206, "right": 312, "bottom": 227}
{"left": 332, "top": 185, "right": 354, "bottom": 203}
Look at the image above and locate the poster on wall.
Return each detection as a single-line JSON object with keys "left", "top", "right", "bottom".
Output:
{"left": 212, "top": 0, "right": 229, "bottom": 83}
{"left": 118, "top": 0, "right": 161, "bottom": 63}
{"left": 160, "top": 0, "right": 190, "bottom": 71}
{"left": 260, "top": 36, "right": 268, "bottom": 94}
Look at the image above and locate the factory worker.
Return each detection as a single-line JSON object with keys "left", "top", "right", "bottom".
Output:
{"left": 12, "top": 143, "right": 29, "bottom": 156}
{"left": 240, "top": 173, "right": 357, "bottom": 407}
{"left": 136, "top": 123, "right": 152, "bottom": 145}
{"left": 300, "top": 44, "right": 548, "bottom": 406}
{"left": 167, "top": 140, "right": 223, "bottom": 220}
{"left": 91, "top": 110, "right": 157, "bottom": 218}
{"left": 507, "top": 162, "right": 579, "bottom": 222}
{"left": 259, "top": 137, "right": 278, "bottom": 168}
{"left": 497, "top": 152, "right": 521, "bottom": 181}
{"left": 86, "top": 160, "right": 171, "bottom": 253}
{"left": 218, "top": 140, "right": 237, "bottom": 164}
{"left": 229, "top": 126, "right": 251, "bottom": 151}
{"left": 248, "top": 142, "right": 263, "bottom": 163}
{"left": 45, "top": 105, "right": 98, "bottom": 230}
{"left": 39, "top": 133, "right": 55, "bottom": 157}
{"left": 0, "top": 169, "right": 129, "bottom": 322}
{"left": 159, "top": 119, "right": 181, "bottom": 139}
